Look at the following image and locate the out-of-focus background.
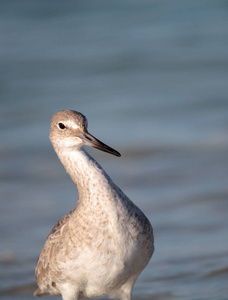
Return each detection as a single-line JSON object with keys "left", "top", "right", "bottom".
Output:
{"left": 1, "top": 1, "right": 228, "bottom": 299}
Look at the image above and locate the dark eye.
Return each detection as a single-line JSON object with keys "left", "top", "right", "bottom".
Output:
{"left": 58, "top": 122, "right": 66, "bottom": 130}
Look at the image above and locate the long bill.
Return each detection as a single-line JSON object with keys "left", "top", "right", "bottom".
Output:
{"left": 81, "top": 131, "right": 121, "bottom": 157}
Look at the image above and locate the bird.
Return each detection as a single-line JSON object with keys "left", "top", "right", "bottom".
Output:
{"left": 34, "top": 110, "right": 154, "bottom": 300}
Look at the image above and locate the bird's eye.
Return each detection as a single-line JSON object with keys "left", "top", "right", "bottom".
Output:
{"left": 58, "top": 122, "right": 66, "bottom": 130}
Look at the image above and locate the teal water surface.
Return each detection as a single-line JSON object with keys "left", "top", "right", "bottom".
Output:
{"left": 1, "top": 1, "right": 228, "bottom": 299}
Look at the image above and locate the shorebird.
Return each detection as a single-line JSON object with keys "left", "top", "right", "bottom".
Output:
{"left": 34, "top": 110, "right": 154, "bottom": 300}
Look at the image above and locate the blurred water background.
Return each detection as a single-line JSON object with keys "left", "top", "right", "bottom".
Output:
{"left": 1, "top": 0, "right": 228, "bottom": 299}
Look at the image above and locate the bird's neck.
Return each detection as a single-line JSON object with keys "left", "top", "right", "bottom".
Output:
{"left": 54, "top": 146, "right": 116, "bottom": 204}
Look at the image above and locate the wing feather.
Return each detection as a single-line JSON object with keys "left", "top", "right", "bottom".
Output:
{"left": 35, "top": 209, "right": 74, "bottom": 295}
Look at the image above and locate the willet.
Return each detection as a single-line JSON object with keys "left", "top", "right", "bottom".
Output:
{"left": 34, "top": 110, "right": 154, "bottom": 300}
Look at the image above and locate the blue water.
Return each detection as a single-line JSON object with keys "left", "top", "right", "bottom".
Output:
{"left": 1, "top": 1, "right": 228, "bottom": 299}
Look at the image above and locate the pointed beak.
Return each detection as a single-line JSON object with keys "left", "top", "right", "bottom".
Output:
{"left": 81, "top": 131, "right": 121, "bottom": 157}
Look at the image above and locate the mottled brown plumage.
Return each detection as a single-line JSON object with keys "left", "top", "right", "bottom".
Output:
{"left": 35, "top": 110, "right": 154, "bottom": 300}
